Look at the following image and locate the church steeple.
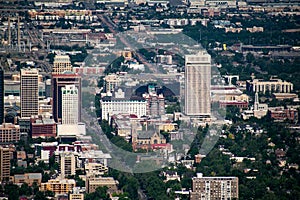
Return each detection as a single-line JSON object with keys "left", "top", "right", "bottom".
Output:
{"left": 254, "top": 92, "right": 259, "bottom": 110}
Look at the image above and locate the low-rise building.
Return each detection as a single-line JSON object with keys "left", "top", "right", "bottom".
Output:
{"left": 40, "top": 178, "right": 76, "bottom": 195}
{"left": 11, "top": 173, "right": 42, "bottom": 186}
{"left": 101, "top": 98, "right": 147, "bottom": 121}
{"left": 30, "top": 117, "right": 56, "bottom": 138}
{"left": 0, "top": 123, "right": 20, "bottom": 143}
{"left": 85, "top": 162, "right": 108, "bottom": 177}
{"left": 246, "top": 78, "right": 293, "bottom": 94}
{"left": 86, "top": 177, "right": 119, "bottom": 194}
{"left": 132, "top": 130, "right": 166, "bottom": 151}
{"left": 269, "top": 107, "right": 298, "bottom": 122}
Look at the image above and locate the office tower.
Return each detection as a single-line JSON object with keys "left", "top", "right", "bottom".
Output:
{"left": 104, "top": 74, "right": 120, "bottom": 92}
{"left": 184, "top": 51, "right": 211, "bottom": 117}
{"left": 190, "top": 173, "right": 239, "bottom": 200}
{"left": 0, "top": 68, "right": 3, "bottom": 123}
{"left": 52, "top": 55, "right": 72, "bottom": 75}
{"left": 0, "top": 146, "right": 11, "bottom": 183}
{"left": 52, "top": 72, "right": 81, "bottom": 124}
{"left": 55, "top": 151, "right": 76, "bottom": 178}
{"left": 20, "top": 68, "right": 39, "bottom": 118}
{"left": 62, "top": 85, "right": 79, "bottom": 124}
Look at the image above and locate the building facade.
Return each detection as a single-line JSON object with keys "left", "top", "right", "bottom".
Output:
{"left": 184, "top": 51, "right": 211, "bottom": 117}
{"left": 20, "top": 68, "right": 39, "bottom": 118}
{"left": 104, "top": 74, "right": 120, "bottom": 92}
{"left": 0, "top": 68, "right": 4, "bottom": 124}
{"left": 101, "top": 100, "right": 147, "bottom": 121}
{"left": 11, "top": 173, "right": 42, "bottom": 186}
{"left": 61, "top": 85, "right": 79, "bottom": 124}
{"left": 143, "top": 93, "right": 165, "bottom": 118}
{"left": 30, "top": 117, "right": 57, "bottom": 138}
{"left": 0, "top": 123, "right": 20, "bottom": 143}
{"left": 53, "top": 55, "right": 72, "bottom": 75}
{"left": 55, "top": 151, "right": 77, "bottom": 178}
{"left": 0, "top": 146, "right": 11, "bottom": 183}
{"left": 246, "top": 78, "right": 293, "bottom": 94}
{"left": 86, "top": 177, "right": 119, "bottom": 194}
{"left": 52, "top": 72, "right": 81, "bottom": 124}
{"left": 40, "top": 178, "right": 76, "bottom": 195}
{"left": 190, "top": 173, "right": 239, "bottom": 200}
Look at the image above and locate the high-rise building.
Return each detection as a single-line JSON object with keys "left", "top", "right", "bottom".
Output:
{"left": 55, "top": 151, "right": 76, "bottom": 178}
{"left": 190, "top": 173, "right": 239, "bottom": 200}
{"left": 52, "top": 72, "right": 81, "bottom": 124}
{"left": 0, "top": 68, "right": 4, "bottom": 123}
{"left": 143, "top": 93, "right": 165, "bottom": 118}
{"left": 52, "top": 55, "right": 72, "bottom": 75}
{"left": 0, "top": 146, "right": 11, "bottom": 183}
{"left": 184, "top": 51, "right": 211, "bottom": 117}
{"left": 0, "top": 123, "right": 20, "bottom": 143}
{"left": 62, "top": 85, "right": 79, "bottom": 124}
{"left": 20, "top": 68, "right": 39, "bottom": 118}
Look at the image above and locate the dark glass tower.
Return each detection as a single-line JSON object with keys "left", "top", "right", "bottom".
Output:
{"left": 0, "top": 68, "right": 4, "bottom": 123}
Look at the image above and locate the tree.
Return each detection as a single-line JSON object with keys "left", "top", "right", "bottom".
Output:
{"left": 34, "top": 191, "right": 47, "bottom": 200}
{"left": 246, "top": 53, "right": 254, "bottom": 64}
{"left": 19, "top": 183, "right": 32, "bottom": 196}
{"left": 4, "top": 183, "right": 19, "bottom": 200}
{"left": 85, "top": 186, "right": 111, "bottom": 200}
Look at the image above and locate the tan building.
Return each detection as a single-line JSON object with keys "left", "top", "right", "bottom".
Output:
{"left": 53, "top": 55, "right": 72, "bottom": 75}
{"left": 69, "top": 194, "right": 84, "bottom": 200}
{"left": 86, "top": 177, "right": 119, "bottom": 194}
{"left": 103, "top": 74, "right": 120, "bottom": 92}
{"left": 11, "top": 173, "right": 42, "bottom": 186}
{"left": 84, "top": 162, "right": 108, "bottom": 177}
{"left": 190, "top": 173, "right": 239, "bottom": 200}
{"left": 40, "top": 178, "right": 75, "bottom": 195}
{"left": 246, "top": 26, "right": 264, "bottom": 33}
{"left": 0, "top": 146, "right": 11, "bottom": 183}
{"left": 55, "top": 151, "right": 77, "bottom": 178}
{"left": 156, "top": 123, "right": 178, "bottom": 132}
{"left": 0, "top": 123, "right": 20, "bottom": 143}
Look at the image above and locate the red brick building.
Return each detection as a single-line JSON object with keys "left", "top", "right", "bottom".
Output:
{"left": 30, "top": 117, "right": 57, "bottom": 138}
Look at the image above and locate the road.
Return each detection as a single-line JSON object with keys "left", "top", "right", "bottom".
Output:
{"left": 98, "top": 14, "right": 159, "bottom": 73}
{"left": 81, "top": 108, "right": 133, "bottom": 172}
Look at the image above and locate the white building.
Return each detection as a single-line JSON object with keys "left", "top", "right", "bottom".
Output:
{"left": 57, "top": 123, "right": 86, "bottom": 137}
{"left": 184, "top": 51, "right": 211, "bottom": 118}
{"left": 101, "top": 100, "right": 147, "bottom": 121}
{"left": 62, "top": 85, "right": 79, "bottom": 124}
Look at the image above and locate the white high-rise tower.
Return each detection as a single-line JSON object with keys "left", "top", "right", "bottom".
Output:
{"left": 61, "top": 85, "right": 79, "bottom": 124}
{"left": 184, "top": 51, "right": 211, "bottom": 117}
